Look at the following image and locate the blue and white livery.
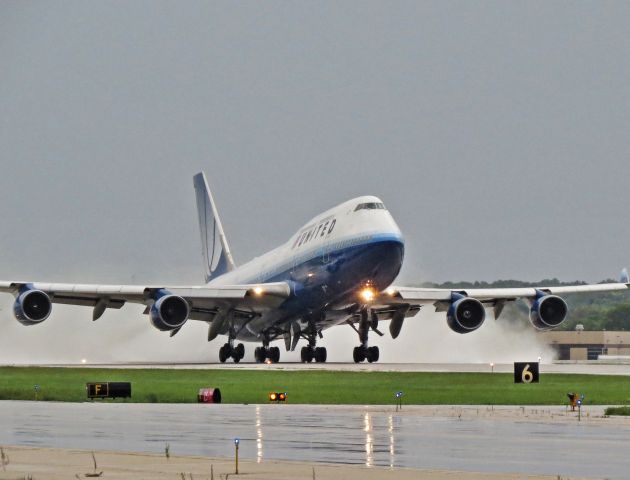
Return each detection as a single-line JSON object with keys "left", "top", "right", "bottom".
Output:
{"left": 2, "top": 172, "right": 629, "bottom": 363}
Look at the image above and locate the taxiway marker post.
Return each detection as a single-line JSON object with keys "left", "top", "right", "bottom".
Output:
{"left": 234, "top": 438, "right": 239, "bottom": 474}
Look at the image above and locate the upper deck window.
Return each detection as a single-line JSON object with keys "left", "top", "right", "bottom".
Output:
{"left": 354, "top": 202, "right": 386, "bottom": 211}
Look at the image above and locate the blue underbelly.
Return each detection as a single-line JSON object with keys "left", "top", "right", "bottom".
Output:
{"left": 233, "top": 237, "right": 404, "bottom": 342}
{"left": 274, "top": 238, "right": 404, "bottom": 313}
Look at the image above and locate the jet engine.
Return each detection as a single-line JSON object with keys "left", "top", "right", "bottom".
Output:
{"left": 447, "top": 294, "right": 486, "bottom": 334}
{"left": 149, "top": 294, "right": 190, "bottom": 331}
{"left": 13, "top": 289, "right": 52, "bottom": 325}
{"left": 529, "top": 293, "right": 568, "bottom": 330}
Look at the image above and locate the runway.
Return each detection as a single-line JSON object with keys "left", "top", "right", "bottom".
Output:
{"left": 1, "top": 401, "right": 628, "bottom": 479}
{"left": 14, "top": 361, "right": 630, "bottom": 375}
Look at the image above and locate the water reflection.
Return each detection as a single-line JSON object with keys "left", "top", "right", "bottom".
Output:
{"left": 363, "top": 411, "right": 373, "bottom": 467}
{"left": 388, "top": 414, "right": 395, "bottom": 468}
{"left": 255, "top": 405, "right": 263, "bottom": 463}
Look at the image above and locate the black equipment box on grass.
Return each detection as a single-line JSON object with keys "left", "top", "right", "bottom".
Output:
{"left": 86, "top": 382, "right": 132, "bottom": 399}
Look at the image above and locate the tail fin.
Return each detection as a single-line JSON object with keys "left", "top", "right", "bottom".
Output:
{"left": 193, "top": 172, "right": 236, "bottom": 282}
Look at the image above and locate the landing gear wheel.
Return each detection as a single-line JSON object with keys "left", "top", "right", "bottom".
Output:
{"left": 353, "top": 346, "right": 366, "bottom": 363}
{"left": 315, "top": 347, "right": 327, "bottom": 363}
{"left": 367, "top": 346, "right": 379, "bottom": 363}
{"left": 254, "top": 346, "right": 266, "bottom": 363}
{"left": 301, "top": 346, "right": 314, "bottom": 363}
{"left": 269, "top": 346, "right": 281, "bottom": 363}
{"left": 219, "top": 345, "right": 228, "bottom": 363}
{"left": 235, "top": 343, "right": 245, "bottom": 360}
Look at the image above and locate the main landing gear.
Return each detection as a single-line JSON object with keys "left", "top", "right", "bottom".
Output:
{"left": 300, "top": 321, "right": 327, "bottom": 363}
{"left": 300, "top": 345, "right": 327, "bottom": 363}
{"left": 255, "top": 345, "right": 281, "bottom": 363}
{"left": 219, "top": 341, "right": 245, "bottom": 363}
{"left": 352, "top": 306, "right": 380, "bottom": 363}
{"left": 353, "top": 345, "right": 379, "bottom": 363}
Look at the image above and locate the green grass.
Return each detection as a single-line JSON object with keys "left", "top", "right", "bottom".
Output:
{"left": 1, "top": 366, "right": 630, "bottom": 405}
{"left": 605, "top": 406, "right": 630, "bottom": 416}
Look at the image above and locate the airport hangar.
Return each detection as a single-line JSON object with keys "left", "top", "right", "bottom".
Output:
{"left": 538, "top": 329, "right": 630, "bottom": 361}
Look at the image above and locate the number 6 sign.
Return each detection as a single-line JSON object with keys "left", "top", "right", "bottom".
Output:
{"left": 514, "top": 362, "right": 539, "bottom": 383}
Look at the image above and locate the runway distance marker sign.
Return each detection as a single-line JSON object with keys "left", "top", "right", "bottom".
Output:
{"left": 86, "top": 382, "right": 131, "bottom": 399}
{"left": 514, "top": 362, "right": 539, "bottom": 383}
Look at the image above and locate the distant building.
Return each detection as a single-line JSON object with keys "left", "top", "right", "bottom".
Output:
{"left": 538, "top": 330, "right": 630, "bottom": 360}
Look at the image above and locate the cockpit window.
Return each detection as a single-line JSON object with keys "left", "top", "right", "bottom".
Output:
{"left": 354, "top": 202, "right": 386, "bottom": 211}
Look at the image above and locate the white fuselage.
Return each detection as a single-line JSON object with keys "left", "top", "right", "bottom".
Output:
{"left": 208, "top": 196, "right": 404, "bottom": 288}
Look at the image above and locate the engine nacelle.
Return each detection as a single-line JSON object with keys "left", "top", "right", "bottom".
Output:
{"left": 447, "top": 294, "right": 486, "bottom": 334}
{"left": 529, "top": 292, "right": 568, "bottom": 330}
{"left": 150, "top": 294, "right": 190, "bottom": 331}
{"left": 13, "top": 289, "right": 52, "bottom": 326}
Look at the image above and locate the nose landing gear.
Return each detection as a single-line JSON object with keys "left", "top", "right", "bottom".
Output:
{"left": 350, "top": 307, "right": 380, "bottom": 363}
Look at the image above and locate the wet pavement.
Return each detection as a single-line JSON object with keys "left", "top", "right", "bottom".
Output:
{"left": 0, "top": 401, "right": 628, "bottom": 478}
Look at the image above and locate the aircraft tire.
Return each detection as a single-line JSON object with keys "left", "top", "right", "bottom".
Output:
{"left": 254, "top": 346, "right": 265, "bottom": 363}
{"left": 353, "top": 346, "right": 365, "bottom": 363}
{"left": 219, "top": 345, "right": 228, "bottom": 363}
{"left": 270, "top": 346, "right": 281, "bottom": 363}
{"left": 235, "top": 343, "right": 245, "bottom": 360}
{"left": 315, "top": 347, "right": 327, "bottom": 363}
{"left": 300, "top": 346, "right": 313, "bottom": 363}
{"left": 367, "top": 346, "right": 379, "bottom": 363}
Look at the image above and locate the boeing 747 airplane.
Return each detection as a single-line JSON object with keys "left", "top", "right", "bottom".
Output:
{"left": 2, "top": 172, "right": 629, "bottom": 363}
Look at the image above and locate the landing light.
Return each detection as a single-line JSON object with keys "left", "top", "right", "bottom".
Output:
{"left": 360, "top": 287, "right": 376, "bottom": 303}
{"left": 385, "top": 287, "right": 397, "bottom": 296}
{"left": 253, "top": 286, "right": 264, "bottom": 296}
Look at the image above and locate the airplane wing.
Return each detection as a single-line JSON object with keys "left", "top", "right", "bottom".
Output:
{"left": 381, "top": 282, "right": 630, "bottom": 307}
{"left": 349, "top": 281, "right": 630, "bottom": 338}
{"left": 0, "top": 280, "right": 291, "bottom": 333}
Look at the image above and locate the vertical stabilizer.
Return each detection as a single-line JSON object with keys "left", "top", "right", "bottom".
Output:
{"left": 193, "top": 172, "right": 236, "bottom": 282}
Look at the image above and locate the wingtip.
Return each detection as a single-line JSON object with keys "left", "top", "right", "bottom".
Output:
{"left": 620, "top": 268, "right": 629, "bottom": 283}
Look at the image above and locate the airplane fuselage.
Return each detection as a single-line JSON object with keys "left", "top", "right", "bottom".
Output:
{"left": 208, "top": 196, "right": 404, "bottom": 341}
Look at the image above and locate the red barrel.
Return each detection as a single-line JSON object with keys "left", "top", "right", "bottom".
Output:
{"left": 197, "top": 387, "right": 221, "bottom": 403}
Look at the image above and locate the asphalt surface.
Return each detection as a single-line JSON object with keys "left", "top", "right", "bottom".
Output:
{"left": 15, "top": 361, "right": 630, "bottom": 375}
{"left": 1, "top": 401, "right": 628, "bottom": 479}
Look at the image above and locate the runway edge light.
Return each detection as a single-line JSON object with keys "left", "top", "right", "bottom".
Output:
{"left": 268, "top": 392, "right": 287, "bottom": 402}
{"left": 395, "top": 391, "right": 403, "bottom": 411}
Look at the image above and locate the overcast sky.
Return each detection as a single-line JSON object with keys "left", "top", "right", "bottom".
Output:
{"left": 2, "top": 1, "right": 629, "bottom": 286}
{"left": 1, "top": 1, "right": 628, "bottom": 363}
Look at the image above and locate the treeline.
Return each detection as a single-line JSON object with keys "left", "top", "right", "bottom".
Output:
{"left": 422, "top": 279, "right": 630, "bottom": 331}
